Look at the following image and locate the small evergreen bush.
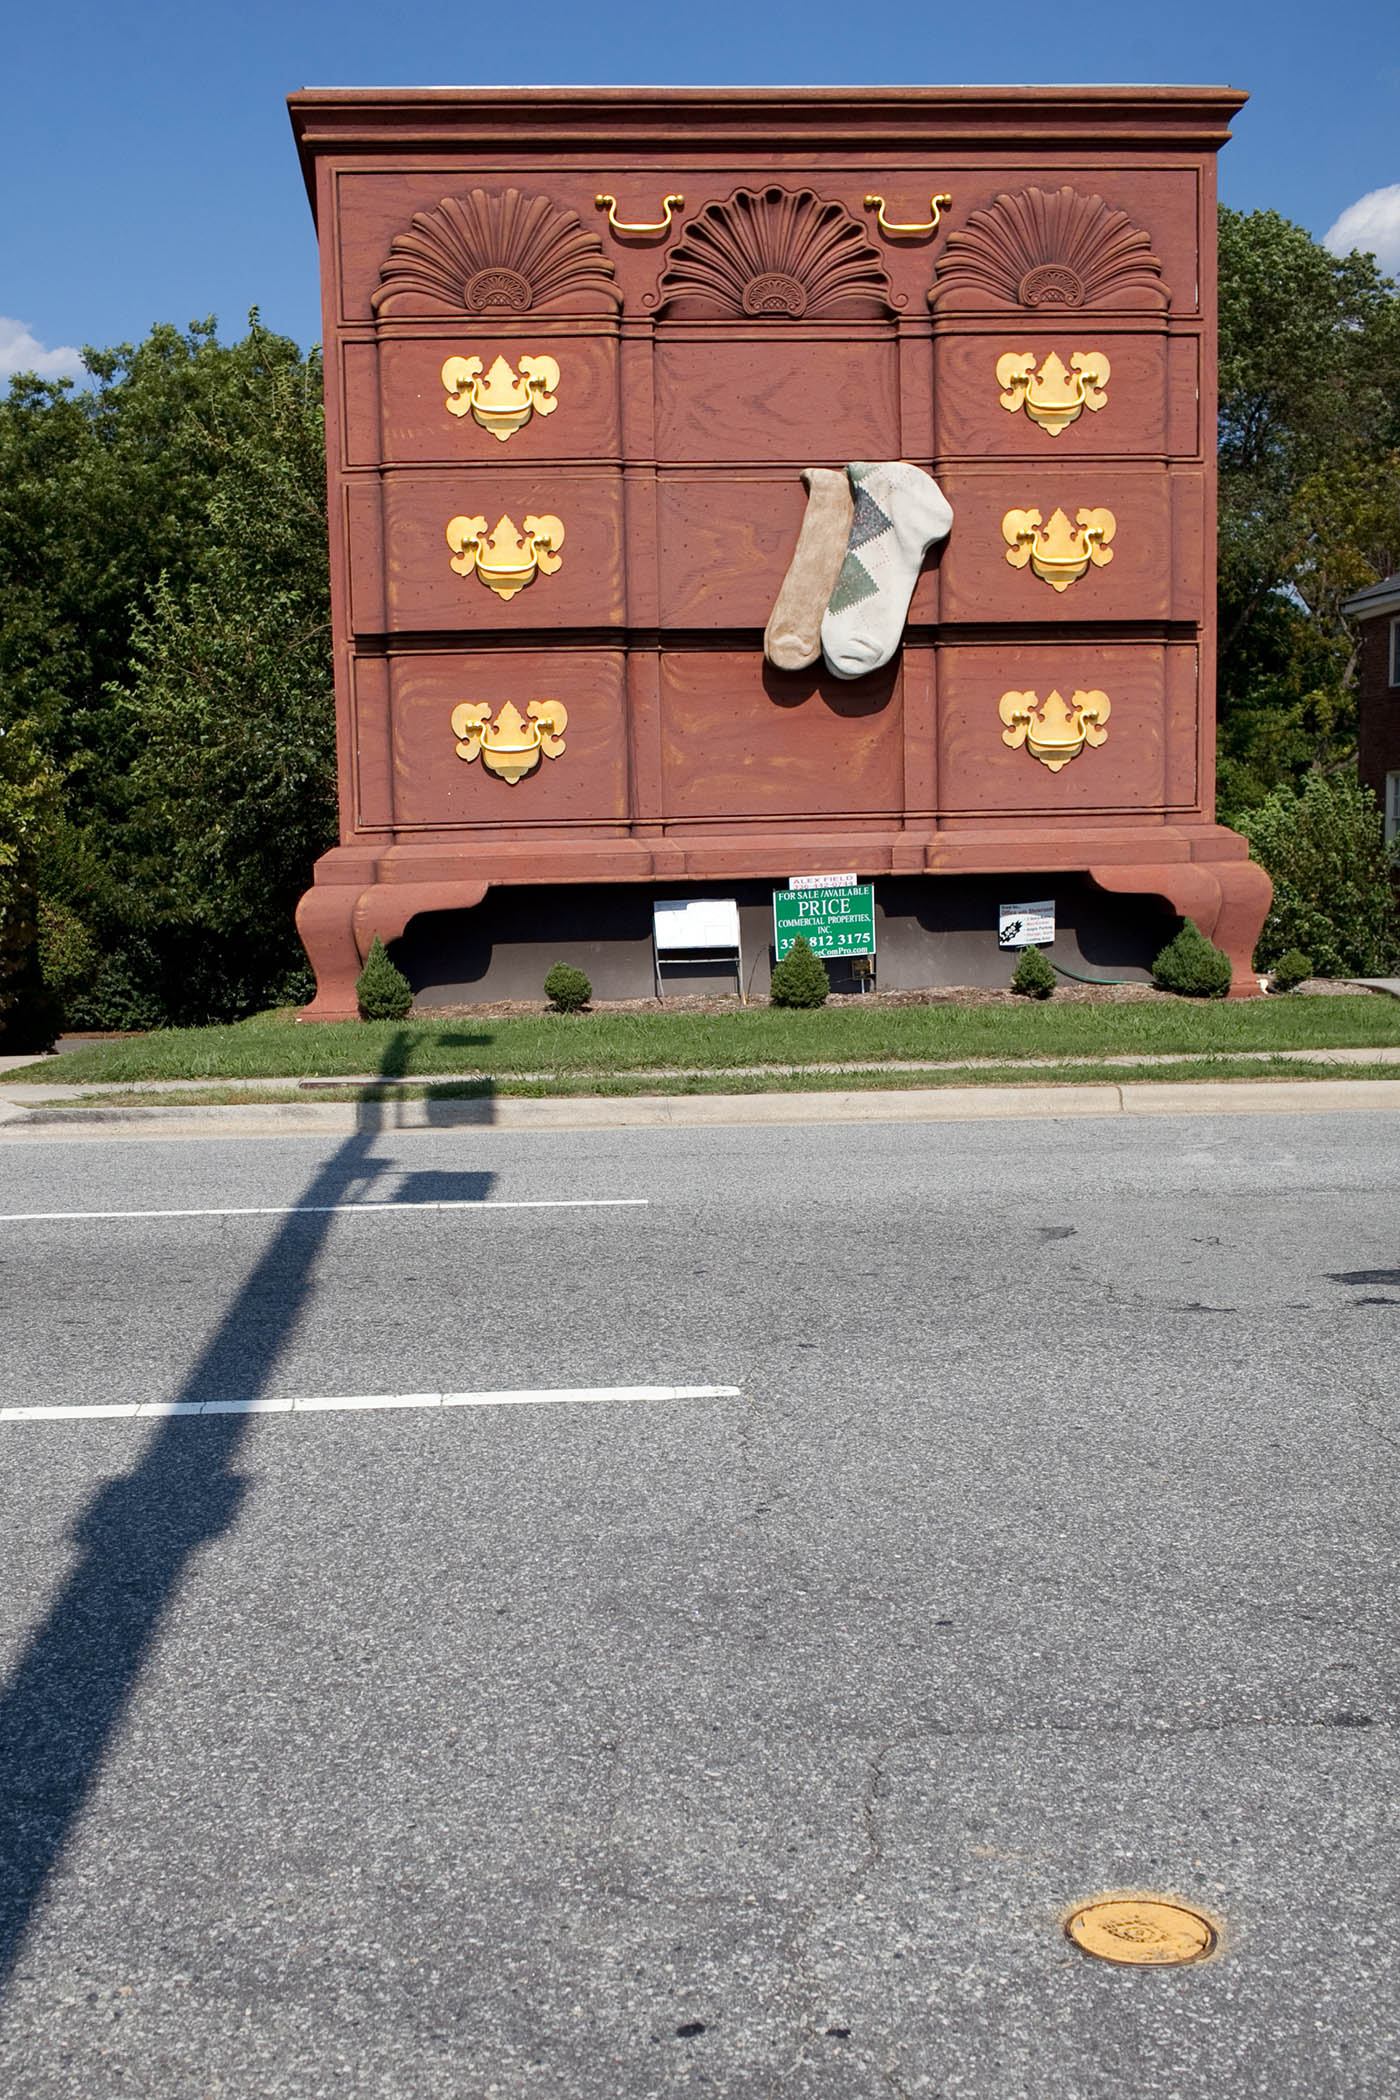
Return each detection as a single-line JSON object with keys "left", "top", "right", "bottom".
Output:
{"left": 1269, "top": 948, "right": 1313, "bottom": 992}
{"left": 1010, "top": 945, "right": 1057, "bottom": 998}
{"left": 1151, "top": 919, "right": 1233, "bottom": 998}
{"left": 544, "top": 962, "right": 592, "bottom": 1013}
{"left": 769, "top": 935, "right": 830, "bottom": 1008}
{"left": 355, "top": 935, "right": 413, "bottom": 1020}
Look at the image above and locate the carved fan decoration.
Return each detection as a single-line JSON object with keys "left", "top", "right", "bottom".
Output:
{"left": 929, "top": 187, "right": 1169, "bottom": 313}
{"left": 654, "top": 187, "right": 894, "bottom": 320}
{"left": 373, "top": 189, "right": 621, "bottom": 317}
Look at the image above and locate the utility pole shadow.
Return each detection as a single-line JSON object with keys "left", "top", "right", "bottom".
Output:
{"left": 0, "top": 1032, "right": 492, "bottom": 1993}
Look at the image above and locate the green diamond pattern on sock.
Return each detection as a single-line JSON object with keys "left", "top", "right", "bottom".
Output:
{"left": 826, "top": 550, "right": 881, "bottom": 614}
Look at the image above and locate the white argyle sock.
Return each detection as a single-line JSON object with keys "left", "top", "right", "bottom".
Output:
{"left": 820, "top": 462, "right": 953, "bottom": 680}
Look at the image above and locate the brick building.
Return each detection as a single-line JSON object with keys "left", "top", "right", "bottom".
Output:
{"left": 1343, "top": 571, "right": 1400, "bottom": 843}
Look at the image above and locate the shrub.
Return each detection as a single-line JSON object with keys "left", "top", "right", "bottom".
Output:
{"left": 355, "top": 935, "right": 412, "bottom": 1020}
{"left": 36, "top": 899, "right": 99, "bottom": 1026}
{"left": 769, "top": 935, "right": 830, "bottom": 1008}
{"left": 544, "top": 961, "right": 592, "bottom": 1013}
{"left": 1238, "top": 772, "right": 1400, "bottom": 977}
{"left": 1151, "top": 919, "right": 1233, "bottom": 998}
{"left": 1269, "top": 948, "right": 1314, "bottom": 992}
{"left": 1010, "top": 945, "right": 1057, "bottom": 998}
{"left": 0, "top": 875, "right": 35, "bottom": 1043}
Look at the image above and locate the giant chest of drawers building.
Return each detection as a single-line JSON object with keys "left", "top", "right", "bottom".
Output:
{"left": 288, "top": 86, "right": 1270, "bottom": 1013}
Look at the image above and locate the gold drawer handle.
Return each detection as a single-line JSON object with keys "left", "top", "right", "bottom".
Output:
{"left": 864, "top": 192, "right": 951, "bottom": 237}
{"left": 1002, "top": 506, "right": 1116, "bottom": 593}
{"left": 451, "top": 699, "right": 567, "bottom": 784}
{"left": 595, "top": 191, "right": 684, "bottom": 236}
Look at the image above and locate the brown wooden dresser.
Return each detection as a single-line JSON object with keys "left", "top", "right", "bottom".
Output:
{"left": 287, "top": 86, "right": 1270, "bottom": 1013}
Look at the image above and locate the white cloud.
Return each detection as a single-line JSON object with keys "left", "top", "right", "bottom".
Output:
{"left": 1323, "top": 183, "right": 1400, "bottom": 276}
{"left": 0, "top": 317, "right": 85, "bottom": 384}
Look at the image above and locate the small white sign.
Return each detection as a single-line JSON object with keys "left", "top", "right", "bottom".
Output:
{"left": 998, "top": 898, "right": 1055, "bottom": 948}
{"left": 788, "top": 872, "right": 858, "bottom": 890}
{"left": 653, "top": 898, "right": 741, "bottom": 953}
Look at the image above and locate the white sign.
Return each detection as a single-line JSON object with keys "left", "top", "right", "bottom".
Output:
{"left": 788, "top": 872, "right": 858, "bottom": 891}
{"left": 653, "top": 898, "right": 741, "bottom": 953}
{"left": 998, "top": 898, "right": 1055, "bottom": 948}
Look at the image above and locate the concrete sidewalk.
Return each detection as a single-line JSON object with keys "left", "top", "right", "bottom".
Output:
{"left": 2, "top": 1075, "right": 1399, "bottom": 1139}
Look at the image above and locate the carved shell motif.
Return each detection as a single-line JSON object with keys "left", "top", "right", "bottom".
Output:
{"left": 929, "top": 187, "right": 1169, "bottom": 313}
{"left": 654, "top": 188, "right": 894, "bottom": 320}
{"left": 373, "top": 189, "right": 621, "bottom": 317}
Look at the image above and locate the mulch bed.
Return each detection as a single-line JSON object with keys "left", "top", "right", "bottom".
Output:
{"left": 417, "top": 980, "right": 1362, "bottom": 1019}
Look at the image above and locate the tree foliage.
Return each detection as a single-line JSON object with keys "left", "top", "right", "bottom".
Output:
{"left": 0, "top": 715, "right": 61, "bottom": 1037}
{"left": 1217, "top": 209, "right": 1400, "bottom": 810}
{"left": 0, "top": 316, "right": 335, "bottom": 1033}
{"left": 1235, "top": 773, "right": 1400, "bottom": 977}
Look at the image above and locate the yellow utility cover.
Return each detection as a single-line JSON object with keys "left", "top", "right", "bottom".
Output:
{"left": 1065, "top": 1898, "right": 1217, "bottom": 1967}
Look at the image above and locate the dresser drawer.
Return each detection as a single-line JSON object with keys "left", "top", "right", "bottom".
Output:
{"left": 375, "top": 469, "right": 625, "bottom": 633}
{"left": 653, "top": 331, "right": 900, "bottom": 465}
{"left": 371, "top": 332, "right": 621, "bottom": 466}
{"left": 659, "top": 648, "right": 902, "bottom": 819}
{"left": 934, "top": 466, "right": 1204, "bottom": 626}
{"left": 386, "top": 648, "right": 629, "bottom": 829}
{"left": 934, "top": 329, "right": 1199, "bottom": 461}
{"left": 935, "top": 641, "right": 1199, "bottom": 815}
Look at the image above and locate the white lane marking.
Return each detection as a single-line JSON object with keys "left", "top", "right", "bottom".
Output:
{"left": 0, "top": 1198, "right": 649, "bottom": 1224}
{"left": 0, "top": 1385, "right": 740, "bottom": 1424}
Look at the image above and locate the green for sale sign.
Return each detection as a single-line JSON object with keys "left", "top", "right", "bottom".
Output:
{"left": 773, "top": 879, "right": 876, "bottom": 959}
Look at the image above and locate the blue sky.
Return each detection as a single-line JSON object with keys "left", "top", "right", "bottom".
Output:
{"left": 2, "top": 0, "right": 1397, "bottom": 380}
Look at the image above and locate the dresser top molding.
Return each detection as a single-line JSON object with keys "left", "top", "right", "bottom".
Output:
{"left": 288, "top": 86, "right": 1249, "bottom": 216}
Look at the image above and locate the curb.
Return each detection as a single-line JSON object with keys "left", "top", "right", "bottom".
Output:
{"left": 1, "top": 1077, "right": 1398, "bottom": 1139}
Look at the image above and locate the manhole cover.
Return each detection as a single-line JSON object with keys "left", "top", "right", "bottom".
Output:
{"left": 1065, "top": 1897, "right": 1217, "bottom": 1967}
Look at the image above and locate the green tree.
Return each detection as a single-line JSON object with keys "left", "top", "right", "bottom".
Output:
{"left": 1236, "top": 773, "right": 1400, "bottom": 977}
{"left": 1217, "top": 208, "right": 1400, "bottom": 809}
{"left": 111, "top": 340, "right": 336, "bottom": 1020}
{"left": 0, "top": 314, "right": 335, "bottom": 1028}
{"left": 0, "top": 716, "right": 60, "bottom": 1040}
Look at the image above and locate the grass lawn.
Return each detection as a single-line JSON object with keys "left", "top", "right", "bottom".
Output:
{"left": 43, "top": 1057, "right": 1400, "bottom": 1109}
{"left": 7, "top": 994, "right": 1399, "bottom": 1086}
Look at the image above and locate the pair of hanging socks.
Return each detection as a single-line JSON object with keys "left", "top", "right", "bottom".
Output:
{"left": 763, "top": 468, "right": 854, "bottom": 671}
{"left": 820, "top": 462, "right": 954, "bottom": 680}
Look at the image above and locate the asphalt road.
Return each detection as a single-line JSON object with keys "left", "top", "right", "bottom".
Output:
{"left": 0, "top": 1109, "right": 1397, "bottom": 2098}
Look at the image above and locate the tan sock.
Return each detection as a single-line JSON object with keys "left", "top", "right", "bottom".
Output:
{"left": 764, "top": 468, "right": 855, "bottom": 671}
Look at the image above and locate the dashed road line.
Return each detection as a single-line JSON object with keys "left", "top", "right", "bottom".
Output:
{"left": 0, "top": 1198, "right": 649, "bottom": 1224}
{"left": 0, "top": 1384, "right": 740, "bottom": 1424}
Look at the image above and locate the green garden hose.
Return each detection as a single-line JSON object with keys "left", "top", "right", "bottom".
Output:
{"left": 1047, "top": 957, "right": 1144, "bottom": 987}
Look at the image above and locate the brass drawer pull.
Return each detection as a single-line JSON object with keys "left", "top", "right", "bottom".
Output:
{"left": 595, "top": 191, "right": 684, "bottom": 236}
{"left": 864, "top": 191, "right": 951, "bottom": 237}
